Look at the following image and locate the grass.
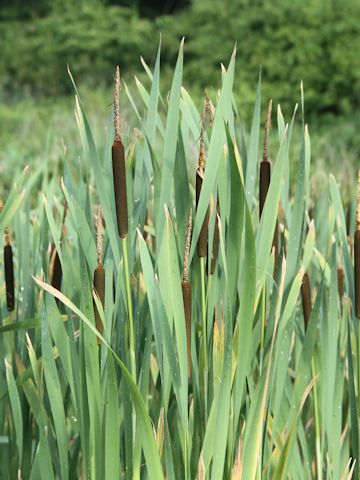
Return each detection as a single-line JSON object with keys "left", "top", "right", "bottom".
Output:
{"left": 0, "top": 40, "right": 359, "bottom": 479}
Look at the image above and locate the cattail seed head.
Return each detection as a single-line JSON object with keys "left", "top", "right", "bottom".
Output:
{"left": 4, "top": 227, "right": 14, "bottom": 312}
{"left": 112, "top": 140, "right": 128, "bottom": 239}
{"left": 51, "top": 247, "right": 62, "bottom": 293}
{"left": 301, "top": 272, "right": 312, "bottom": 330}
{"left": 259, "top": 161, "right": 271, "bottom": 218}
{"left": 50, "top": 202, "right": 67, "bottom": 301}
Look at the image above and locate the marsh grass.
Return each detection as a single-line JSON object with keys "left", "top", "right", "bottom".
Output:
{"left": 0, "top": 41, "right": 359, "bottom": 480}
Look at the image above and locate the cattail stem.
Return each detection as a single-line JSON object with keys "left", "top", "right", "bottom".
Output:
{"left": 122, "top": 237, "right": 136, "bottom": 381}
{"left": 4, "top": 227, "right": 14, "bottom": 312}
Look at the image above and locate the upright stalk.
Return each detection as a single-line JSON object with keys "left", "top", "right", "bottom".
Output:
{"left": 354, "top": 170, "right": 360, "bottom": 467}
{"left": 122, "top": 236, "right": 136, "bottom": 382}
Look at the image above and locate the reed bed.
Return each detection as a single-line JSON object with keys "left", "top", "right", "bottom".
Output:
{"left": 1, "top": 42, "right": 360, "bottom": 480}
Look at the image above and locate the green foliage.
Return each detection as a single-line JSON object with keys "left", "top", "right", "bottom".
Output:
{"left": 0, "top": 41, "right": 360, "bottom": 479}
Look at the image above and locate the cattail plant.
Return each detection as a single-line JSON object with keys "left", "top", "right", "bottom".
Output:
{"left": 182, "top": 209, "right": 192, "bottom": 378}
{"left": 4, "top": 226, "right": 14, "bottom": 312}
{"left": 301, "top": 271, "right": 312, "bottom": 330}
{"left": 259, "top": 99, "right": 279, "bottom": 272}
{"left": 259, "top": 100, "right": 272, "bottom": 218}
{"left": 196, "top": 114, "right": 208, "bottom": 259}
{"left": 111, "top": 65, "right": 136, "bottom": 380}
{"left": 112, "top": 66, "right": 128, "bottom": 239}
{"left": 354, "top": 170, "right": 360, "bottom": 319}
{"left": 93, "top": 207, "right": 105, "bottom": 343}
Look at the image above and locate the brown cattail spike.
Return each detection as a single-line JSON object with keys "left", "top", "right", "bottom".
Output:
{"left": 4, "top": 227, "right": 14, "bottom": 312}
{"left": 94, "top": 207, "right": 105, "bottom": 343}
{"left": 50, "top": 203, "right": 67, "bottom": 300}
{"left": 354, "top": 170, "right": 360, "bottom": 318}
{"left": 112, "top": 66, "right": 128, "bottom": 239}
{"left": 301, "top": 272, "right": 312, "bottom": 330}
{"left": 182, "top": 209, "right": 193, "bottom": 377}
{"left": 259, "top": 161, "right": 271, "bottom": 218}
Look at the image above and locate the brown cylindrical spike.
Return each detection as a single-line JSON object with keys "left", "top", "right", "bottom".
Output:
{"left": 112, "top": 140, "right": 128, "bottom": 239}
{"left": 51, "top": 249, "right": 62, "bottom": 293}
{"left": 4, "top": 227, "right": 14, "bottom": 312}
{"left": 301, "top": 272, "right": 312, "bottom": 330}
{"left": 259, "top": 161, "right": 271, "bottom": 218}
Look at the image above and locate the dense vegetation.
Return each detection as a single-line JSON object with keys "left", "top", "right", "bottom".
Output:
{"left": 1, "top": 0, "right": 360, "bottom": 118}
{"left": 1, "top": 41, "right": 360, "bottom": 479}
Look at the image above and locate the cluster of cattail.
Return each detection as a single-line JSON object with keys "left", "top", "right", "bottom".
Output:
{"left": 112, "top": 66, "right": 128, "bottom": 240}
{"left": 259, "top": 99, "right": 278, "bottom": 273}
{"left": 93, "top": 207, "right": 105, "bottom": 343}
{"left": 4, "top": 226, "right": 14, "bottom": 312}
{"left": 354, "top": 170, "right": 360, "bottom": 319}
{"left": 182, "top": 210, "right": 193, "bottom": 377}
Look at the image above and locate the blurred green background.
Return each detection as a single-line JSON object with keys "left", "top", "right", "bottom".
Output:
{"left": 1, "top": 0, "right": 359, "bottom": 191}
